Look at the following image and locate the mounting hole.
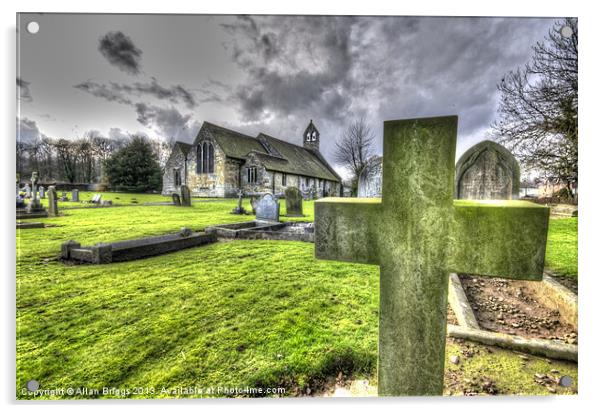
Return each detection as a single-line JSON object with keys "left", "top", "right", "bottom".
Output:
{"left": 26, "top": 21, "right": 40, "bottom": 34}
{"left": 558, "top": 375, "right": 573, "bottom": 387}
{"left": 560, "top": 25, "right": 573, "bottom": 38}
{"left": 26, "top": 379, "right": 40, "bottom": 391}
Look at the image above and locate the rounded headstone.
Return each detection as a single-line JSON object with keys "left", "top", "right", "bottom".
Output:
{"left": 455, "top": 140, "right": 520, "bottom": 200}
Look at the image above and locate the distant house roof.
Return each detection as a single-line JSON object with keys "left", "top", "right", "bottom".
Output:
{"left": 188, "top": 121, "right": 340, "bottom": 182}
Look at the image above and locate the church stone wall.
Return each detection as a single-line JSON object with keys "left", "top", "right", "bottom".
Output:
{"left": 162, "top": 145, "right": 187, "bottom": 196}
{"left": 186, "top": 135, "right": 240, "bottom": 198}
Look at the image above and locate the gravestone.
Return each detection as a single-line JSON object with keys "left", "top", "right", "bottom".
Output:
{"left": 26, "top": 172, "right": 44, "bottom": 213}
{"left": 250, "top": 196, "right": 258, "bottom": 214}
{"left": 60, "top": 192, "right": 69, "bottom": 202}
{"left": 314, "top": 116, "right": 550, "bottom": 396}
{"left": 455, "top": 140, "right": 520, "bottom": 200}
{"left": 91, "top": 194, "right": 102, "bottom": 204}
{"left": 358, "top": 156, "right": 383, "bottom": 198}
{"left": 285, "top": 187, "right": 304, "bottom": 216}
{"left": 72, "top": 189, "right": 79, "bottom": 202}
{"left": 16, "top": 177, "right": 25, "bottom": 209}
{"left": 47, "top": 186, "right": 58, "bottom": 216}
{"left": 180, "top": 185, "right": 192, "bottom": 207}
{"left": 39, "top": 186, "right": 45, "bottom": 199}
{"left": 231, "top": 189, "right": 246, "bottom": 214}
{"left": 255, "top": 193, "right": 280, "bottom": 222}
{"left": 24, "top": 184, "right": 31, "bottom": 198}
{"left": 172, "top": 193, "right": 181, "bottom": 206}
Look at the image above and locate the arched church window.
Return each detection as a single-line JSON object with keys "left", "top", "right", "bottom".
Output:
{"left": 197, "top": 141, "right": 215, "bottom": 174}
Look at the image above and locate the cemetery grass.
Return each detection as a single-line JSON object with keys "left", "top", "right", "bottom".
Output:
{"left": 17, "top": 199, "right": 576, "bottom": 398}
{"left": 545, "top": 217, "right": 578, "bottom": 279}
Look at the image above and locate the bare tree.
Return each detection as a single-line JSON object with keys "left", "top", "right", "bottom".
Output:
{"left": 492, "top": 18, "right": 577, "bottom": 198}
{"left": 333, "top": 118, "right": 375, "bottom": 196}
{"left": 52, "top": 139, "right": 78, "bottom": 183}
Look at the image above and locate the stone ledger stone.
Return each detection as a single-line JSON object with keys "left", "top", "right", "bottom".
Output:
{"left": 255, "top": 193, "right": 280, "bottom": 222}
{"left": 285, "top": 186, "right": 303, "bottom": 216}
{"left": 455, "top": 140, "right": 520, "bottom": 200}
{"left": 180, "top": 185, "right": 192, "bottom": 206}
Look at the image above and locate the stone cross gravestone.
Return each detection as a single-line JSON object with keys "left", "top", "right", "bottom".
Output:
{"left": 455, "top": 140, "right": 520, "bottom": 200}
{"left": 358, "top": 156, "right": 383, "bottom": 198}
{"left": 231, "top": 189, "right": 245, "bottom": 214}
{"left": 314, "top": 116, "right": 550, "bottom": 396}
{"left": 27, "top": 172, "right": 44, "bottom": 213}
{"left": 47, "top": 186, "right": 58, "bottom": 216}
{"left": 255, "top": 193, "right": 280, "bottom": 222}
{"left": 285, "top": 186, "right": 303, "bottom": 216}
{"left": 180, "top": 185, "right": 192, "bottom": 207}
{"left": 39, "top": 186, "right": 45, "bottom": 199}
{"left": 72, "top": 189, "right": 79, "bottom": 202}
{"left": 172, "top": 193, "right": 181, "bottom": 206}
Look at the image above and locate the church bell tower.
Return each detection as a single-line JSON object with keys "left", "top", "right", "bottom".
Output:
{"left": 303, "top": 119, "right": 320, "bottom": 152}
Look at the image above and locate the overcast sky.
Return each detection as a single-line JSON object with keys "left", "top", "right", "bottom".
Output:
{"left": 17, "top": 13, "right": 559, "bottom": 177}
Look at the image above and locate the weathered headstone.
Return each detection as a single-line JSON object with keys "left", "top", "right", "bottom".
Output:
{"left": 26, "top": 172, "right": 44, "bottom": 213}
{"left": 358, "top": 156, "right": 383, "bottom": 198}
{"left": 24, "top": 184, "right": 31, "bottom": 198}
{"left": 60, "top": 191, "right": 69, "bottom": 202}
{"left": 72, "top": 189, "right": 79, "bottom": 202}
{"left": 255, "top": 193, "right": 280, "bottom": 222}
{"left": 285, "top": 186, "right": 304, "bottom": 216}
{"left": 16, "top": 177, "right": 25, "bottom": 209}
{"left": 314, "top": 116, "right": 550, "bottom": 396}
{"left": 47, "top": 186, "right": 58, "bottom": 216}
{"left": 91, "top": 194, "right": 102, "bottom": 204}
{"left": 455, "top": 140, "right": 520, "bottom": 200}
{"left": 180, "top": 185, "right": 192, "bottom": 207}
{"left": 39, "top": 186, "right": 45, "bottom": 199}
{"left": 250, "top": 196, "right": 258, "bottom": 214}
{"left": 231, "top": 190, "right": 246, "bottom": 214}
{"left": 172, "top": 193, "right": 181, "bottom": 206}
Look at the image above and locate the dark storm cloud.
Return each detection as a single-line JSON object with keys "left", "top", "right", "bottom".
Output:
{"left": 220, "top": 16, "right": 553, "bottom": 158}
{"left": 223, "top": 15, "right": 356, "bottom": 123}
{"left": 17, "top": 77, "right": 33, "bottom": 102}
{"left": 74, "top": 78, "right": 204, "bottom": 109}
{"left": 98, "top": 31, "right": 143, "bottom": 75}
{"left": 74, "top": 80, "right": 133, "bottom": 105}
{"left": 134, "top": 103, "right": 200, "bottom": 142}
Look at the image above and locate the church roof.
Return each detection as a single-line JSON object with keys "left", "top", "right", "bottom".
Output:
{"left": 195, "top": 122, "right": 340, "bottom": 182}
{"left": 255, "top": 133, "right": 339, "bottom": 181}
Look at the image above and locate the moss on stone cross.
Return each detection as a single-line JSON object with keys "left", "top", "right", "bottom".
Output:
{"left": 314, "top": 116, "right": 550, "bottom": 396}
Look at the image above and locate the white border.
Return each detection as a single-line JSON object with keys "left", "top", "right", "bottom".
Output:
{"left": 2, "top": 1, "right": 600, "bottom": 412}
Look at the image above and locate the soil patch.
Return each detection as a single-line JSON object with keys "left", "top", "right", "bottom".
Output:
{"left": 459, "top": 275, "right": 577, "bottom": 345}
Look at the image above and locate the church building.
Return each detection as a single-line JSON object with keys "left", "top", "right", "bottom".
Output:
{"left": 162, "top": 120, "right": 341, "bottom": 198}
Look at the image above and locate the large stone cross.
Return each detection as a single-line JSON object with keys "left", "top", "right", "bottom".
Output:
{"left": 314, "top": 116, "right": 550, "bottom": 396}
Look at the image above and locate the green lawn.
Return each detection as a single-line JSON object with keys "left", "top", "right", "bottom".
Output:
{"left": 545, "top": 217, "right": 578, "bottom": 279}
{"left": 16, "top": 198, "right": 577, "bottom": 398}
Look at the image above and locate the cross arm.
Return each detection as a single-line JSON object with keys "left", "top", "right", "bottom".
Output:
{"left": 314, "top": 197, "right": 382, "bottom": 265}
{"left": 451, "top": 200, "right": 550, "bottom": 280}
